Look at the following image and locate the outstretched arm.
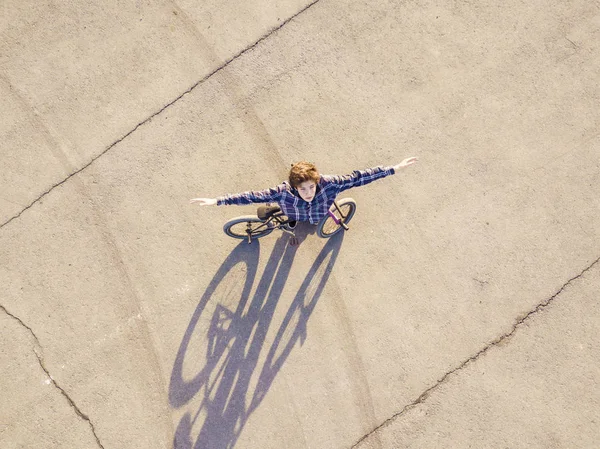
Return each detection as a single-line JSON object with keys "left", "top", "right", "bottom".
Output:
{"left": 189, "top": 198, "right": 217, "bottom": 206}
{"left": 190, "top": 184, "right": 285, "bottom": 206}
{"left": 324, "top": 157, "right": 418, "bottom": 193}
{"left": 393, "top": 157, "right": 418, "bottom": 171}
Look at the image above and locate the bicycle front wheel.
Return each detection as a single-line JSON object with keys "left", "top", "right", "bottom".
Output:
{"left": 223, "top": 216, "right": 274, "bottom": 240}
{"left": 316, "top": 198, "right": 357, "bottom": 238}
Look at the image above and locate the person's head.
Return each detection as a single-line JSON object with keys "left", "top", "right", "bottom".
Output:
{"left": 289, "top": 161, "right": 320, "bottom": 202}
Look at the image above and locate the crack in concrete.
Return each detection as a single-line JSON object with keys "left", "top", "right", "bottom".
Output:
{"left": 1, "top": 305, "right": 105, "bottom": 449}
{"left": 0, "top": 0, "right": 321, "bottom": 230}
{"left": 565, "top": 37, "right": 579, "bottom": 49}
{"left": 351, "top": 256, "right": 600, "bottom": 448}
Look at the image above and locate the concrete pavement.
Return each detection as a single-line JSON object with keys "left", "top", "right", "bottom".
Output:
{"left": 1, "top": 0, "right": 599, "bottom": 448}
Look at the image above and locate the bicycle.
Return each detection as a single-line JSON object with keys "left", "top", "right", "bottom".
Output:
{"left": 223, "top": 198, "right": 357, "bottom": 244}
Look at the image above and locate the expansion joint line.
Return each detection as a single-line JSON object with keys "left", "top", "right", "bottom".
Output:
{"left": 1, "top": 305, "right": 105, "bottom": 449}
{"left": 351, "top": 256, "right": 600, "bottom": 448}
{"left": 0, "top": 0, "right": 321, "bottom": 230}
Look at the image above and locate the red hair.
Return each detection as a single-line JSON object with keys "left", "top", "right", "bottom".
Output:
{"left": 289, "top": 161, "right": 320, "bottom": 188}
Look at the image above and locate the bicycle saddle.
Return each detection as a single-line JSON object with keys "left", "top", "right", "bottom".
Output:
{"left": 257, "top": 205, "right": 281, "bottom": 220}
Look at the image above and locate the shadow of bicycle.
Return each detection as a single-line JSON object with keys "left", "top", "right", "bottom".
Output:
{"left": 170, "top": 231, "right": 344, "bottom": 449}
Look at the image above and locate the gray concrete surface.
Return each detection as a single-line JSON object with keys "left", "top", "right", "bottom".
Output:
{"left": 1, "top": 0, "right": 599, "bottom": 448}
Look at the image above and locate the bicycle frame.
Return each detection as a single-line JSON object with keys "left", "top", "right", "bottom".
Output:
{"left": 241, "top": 200, "right": 350, "bottom": 244}
{"left": 327, "top": 201, "right": 350, "bottom": 230}
{"left": 244, "top": 213, "right": 295, "bottom": 244}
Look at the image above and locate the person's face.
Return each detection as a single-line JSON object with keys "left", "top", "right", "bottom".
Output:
{"left": 297, "top": 180, "right": 317, "bottom": 202}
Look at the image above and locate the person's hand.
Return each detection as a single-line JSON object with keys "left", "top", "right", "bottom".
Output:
{"left": 393, "top": 157, "right": 418, "bottom": 171}
{"left": 190, "top": 198, "right": 217, "bottom": 206}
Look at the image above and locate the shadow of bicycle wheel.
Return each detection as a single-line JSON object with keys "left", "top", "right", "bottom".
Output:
{"left": 170, "top": 233, "right": 344, "bottom": 449}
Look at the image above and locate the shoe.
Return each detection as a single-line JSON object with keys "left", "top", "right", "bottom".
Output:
{"left": 282, "top": 221, "right": 297, "bottom": 231}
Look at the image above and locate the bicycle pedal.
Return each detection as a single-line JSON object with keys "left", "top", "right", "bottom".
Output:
{"left": 289, "top": 236, "right": 299, "bottom": 246}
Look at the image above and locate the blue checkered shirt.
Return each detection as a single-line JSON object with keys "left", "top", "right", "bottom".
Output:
{"left": 217, "top": 166, "right": 396, "bottom": 224}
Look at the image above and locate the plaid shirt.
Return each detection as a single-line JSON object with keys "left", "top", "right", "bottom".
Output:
{"left": 217, "top": 165, "right": 396, "bottom": 224}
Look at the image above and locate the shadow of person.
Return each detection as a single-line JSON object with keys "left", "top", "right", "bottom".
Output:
{"left": 170, "top": 232, "right": 344, "bottom": 449}
{"left": 288, "top": 221, "right": 317, "bottom": 246}
{"left": 248, "top": 232, "right": 342, "bottom": 412}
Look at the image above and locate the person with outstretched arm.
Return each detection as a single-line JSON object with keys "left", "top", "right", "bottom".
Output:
{"left": 190, "top": 157, "right": 418, "bottom": 227}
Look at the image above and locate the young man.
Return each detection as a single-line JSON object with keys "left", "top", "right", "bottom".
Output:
{"left": 190, "top": 157, "right": 418, "bottom": 225}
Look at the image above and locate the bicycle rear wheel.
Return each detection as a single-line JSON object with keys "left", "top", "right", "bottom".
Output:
{"left": 316, "top": 198, "right": 357, "bottom": 238}
{"left": 223, "top": 216, "right": 274, "bottom": 241}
